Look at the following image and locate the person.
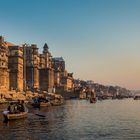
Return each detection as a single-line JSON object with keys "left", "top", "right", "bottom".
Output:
{"left": 17, "top": 100, "right": 25, "bottom": 112}
{"left": 7, "top": 102, "right": 16, "bottom": 114}
{"left": 20, "top": 100, "right": 25, "bottom": 112}
{"left": 34, "top": 97, "right": 39, "bottom": 103}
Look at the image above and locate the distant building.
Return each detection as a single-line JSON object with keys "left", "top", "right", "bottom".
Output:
{"left": 60, "top": 70, "right": 73, "bottom": 91}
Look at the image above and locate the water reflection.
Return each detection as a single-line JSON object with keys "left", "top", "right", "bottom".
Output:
{"left": 0, "top": 99, "right": 140, "bottom": 140}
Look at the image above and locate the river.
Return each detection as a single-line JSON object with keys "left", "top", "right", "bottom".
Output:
{"left": 0, "top": 99, "right": 140, "bottom": 140}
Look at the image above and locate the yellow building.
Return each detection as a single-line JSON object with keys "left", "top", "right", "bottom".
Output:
{"left": 8, "top": 46, "right": 23, "bottom": 91}
{"left": 0, "top": 46, "right": 9, "bottom": 91}
{"left": 60, "top": 71, "right": 74, "bottom": 91}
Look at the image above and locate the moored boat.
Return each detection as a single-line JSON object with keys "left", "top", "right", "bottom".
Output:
{"left": 32, "top": 101, "right": 51, "bottom": 108}
{"left": 32, "top": 96, "right": 51, "bottom": 108}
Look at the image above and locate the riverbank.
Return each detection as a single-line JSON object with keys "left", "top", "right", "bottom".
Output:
{"left": 0, "top": 90, "right": 65, "bottom": 105}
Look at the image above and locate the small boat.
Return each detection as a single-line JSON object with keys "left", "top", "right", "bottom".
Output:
{"left": 32, "top": 96, "right": 51, "bottom": 108}
{"left": 3, "top": 110, "right": 28, "bottom": 121}
{"left": 90, "top": 89, "right": 97, "bottom": 103}
{"left": 40, "top": 102, "right": 51, "bottom": 107}
{"left": 90, "top": 98, "right": 96, "bottom": 103}
{"left": 31, "top": 102, "right": 40, "bottom": 108}
{"left": 32, "top": 101, "right": 51, "bottom": 108}
{"left": 50, "top": 99, "right": 64, "bottom": 106}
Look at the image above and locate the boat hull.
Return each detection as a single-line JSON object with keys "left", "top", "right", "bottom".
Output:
{"left": 50, "top": 99, "right": 64, "bottom": 106}
{"left": 40, "top": 102, "right": 51, "bottom": 107}
{"left": 3, "top": 112, "right": 28, "bottom": 120}
{"left": 32, "top": 102, "right": 51, "bottom": 108}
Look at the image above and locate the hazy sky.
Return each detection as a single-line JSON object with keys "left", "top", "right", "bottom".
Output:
{"left": 1, "top": 0, "right": 140, "bottom": 90}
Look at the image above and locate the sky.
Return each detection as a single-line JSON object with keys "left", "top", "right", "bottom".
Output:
{"left": 0, "top": 0, "right": 140, "bottom": 90}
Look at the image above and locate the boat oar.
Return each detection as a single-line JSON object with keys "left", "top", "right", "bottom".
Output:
{"left": 35, "top": 113, "right": 46, "bottom": 117}
{"left": 29, "top": 112, "right": 46, "bottom": 117}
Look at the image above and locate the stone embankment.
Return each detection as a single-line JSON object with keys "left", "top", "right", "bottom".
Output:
{"left": 0, "top": 90, "right": 63, "bottom": 103}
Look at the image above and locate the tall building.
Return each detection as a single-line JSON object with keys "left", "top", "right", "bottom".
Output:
{"left": 0, "top": 36, "right": 9, "bottom": 92}
{"left": 8, "top": 46, "right": 23, "bottom": 91}
{"left": 39, "top": 43, "right": 54, "bottom": 92}
{"left": 25, "top": 44, "right": 40, "bottom": 91}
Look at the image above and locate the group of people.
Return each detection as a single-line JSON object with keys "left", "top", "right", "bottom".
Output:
{"left": 7, "top": 100, "right": 25, "bottom": 114}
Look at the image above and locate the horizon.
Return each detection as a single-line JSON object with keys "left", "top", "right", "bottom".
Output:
{"left": 1, "top": 0, "right": 140, "bottom": 90}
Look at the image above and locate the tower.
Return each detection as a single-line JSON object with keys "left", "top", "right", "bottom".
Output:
{"left": 39, "top": 43, "right": 54, "bottom": 92}
{"left": 8, "top": 46, "right": 23, "bottom": 91}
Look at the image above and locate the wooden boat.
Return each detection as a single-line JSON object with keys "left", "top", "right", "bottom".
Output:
{"left": 32, "top": 101, "right": 51, "bottom": 108}
{"left": 50, "top": 99, "right": 64, "bottom": 106}
{"left": 3, "top": 111, "right": 28, "bottom": 121}
{"left": 90, "top": 98, "right": 96, "bottom": 103}
{"left": 90, "top": 89, "right": 97, "bottom": 103}
{"left": 40, "top": 102, "right": 51, "bottom": 107}
{"left": 31, "top": 102, "right": 40, "bottom": 108}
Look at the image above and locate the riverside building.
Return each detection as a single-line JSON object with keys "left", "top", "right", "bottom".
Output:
{"left": 8, "top": 46, "right": 23, "bottom": 91}
{"left": 0, "top": 36, "right": 9, "bottom": 92}
{"left": 24, "top": 44, "right": 40, "bottom": 91}
{"left": 0, "top": 36, "right": 74, "bottom": 94}
{"left": 39, "top": 43, "right": 54, "bottom": 92}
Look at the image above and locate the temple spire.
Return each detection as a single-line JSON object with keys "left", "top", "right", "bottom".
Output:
{"left": 43, "top": 43, "right": 49, "bottom": 49}
{"left": 43, "top": 43, "right": 49, "bottom": 53}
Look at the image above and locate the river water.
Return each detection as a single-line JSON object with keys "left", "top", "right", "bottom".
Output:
{"left": 0, "top": 99, "right": 140, "bottom": 140}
